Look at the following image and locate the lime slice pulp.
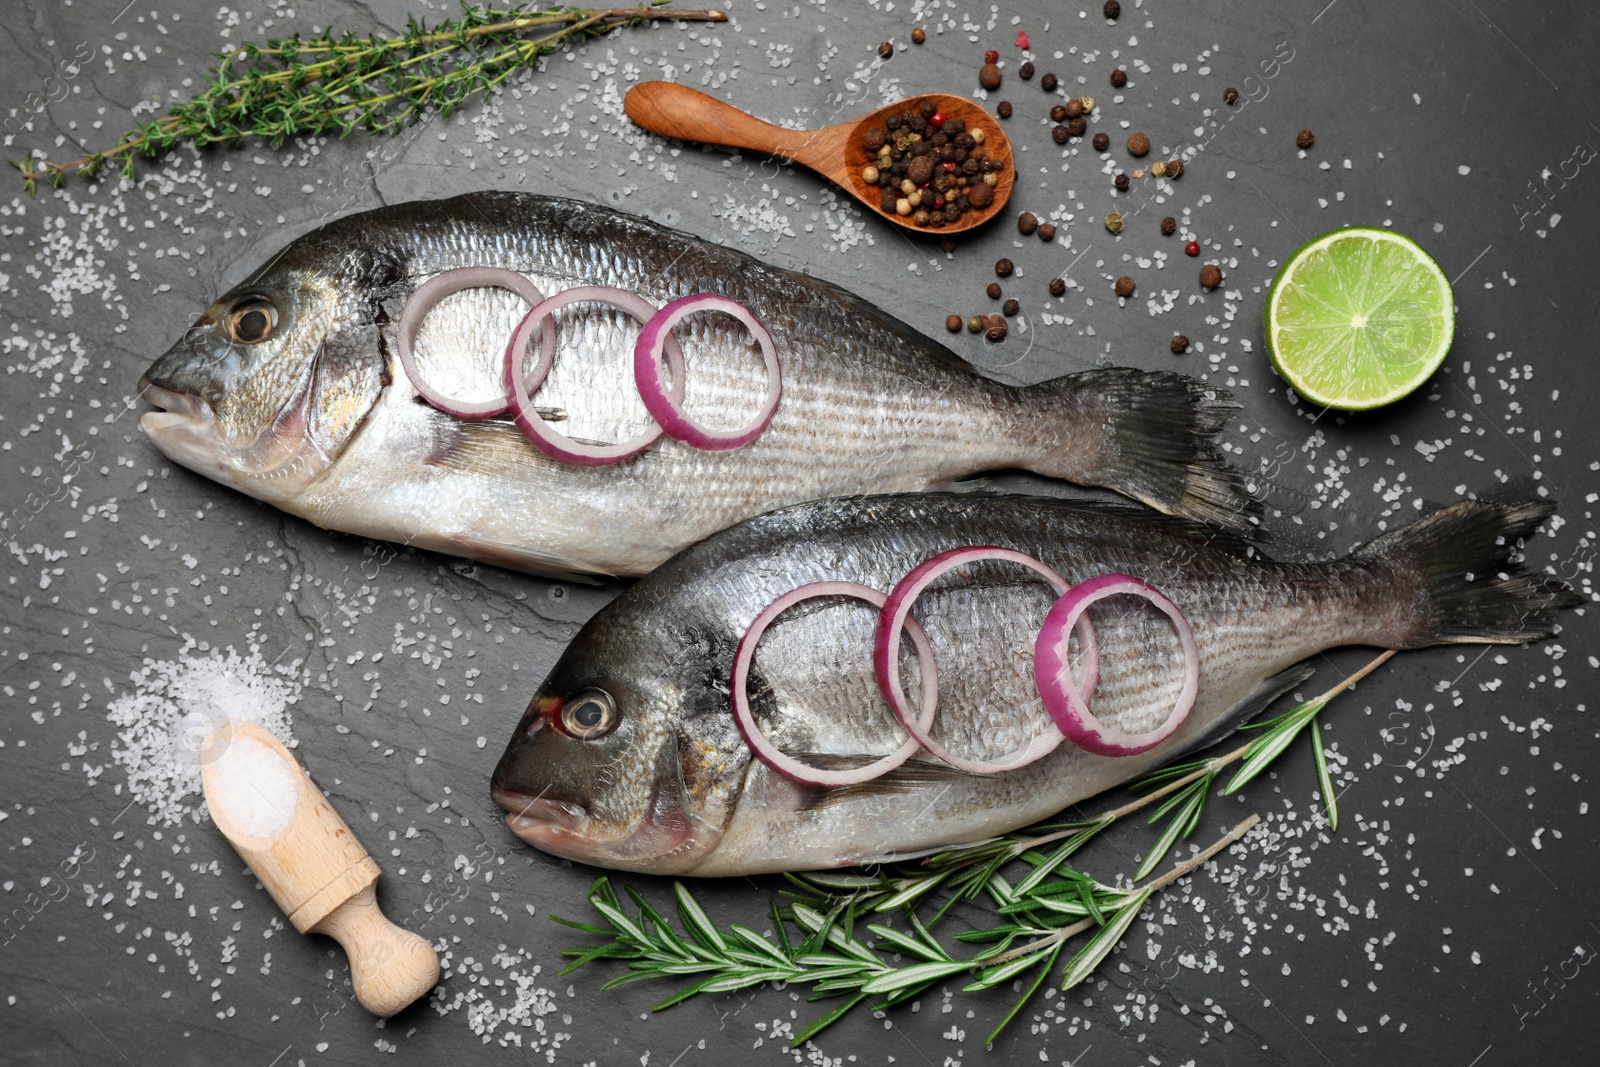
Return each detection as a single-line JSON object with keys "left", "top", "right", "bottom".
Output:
{"left": 1264, "top": 227, "right": 1455, "bottom": 411}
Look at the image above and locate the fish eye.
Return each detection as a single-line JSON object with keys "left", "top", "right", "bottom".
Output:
{"left": 225, "top": 297, "right": 278, "bottom": 345}
{"left": 560, "top": 688, "right": 618, "bottom": 740}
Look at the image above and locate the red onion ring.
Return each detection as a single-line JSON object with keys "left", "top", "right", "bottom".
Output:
{"left": 634, "top": 294, "right": 781, "bottom": 451}
{"left": 874, "top": 547, "right": 1100, "bottom": 774}
{"left": 505, "top": 286, "right": 688, "bottom": 466}
{"left": 733, "top": 581, "right": 940, "bottom": 788}
{"left": 1034, "top": 573, "right": 1199, "bottom": 757}
{"left": 396, "top": 267, "right": 552, "bottom": 418}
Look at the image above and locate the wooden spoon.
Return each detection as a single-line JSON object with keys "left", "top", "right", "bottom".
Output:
{"left": 624, "top": 82, "right": 1013, "bottom": 235}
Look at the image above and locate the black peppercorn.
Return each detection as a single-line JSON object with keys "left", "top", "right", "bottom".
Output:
{"left": 1114, "top": 276, "right": 1136, "bottom": 298}
{"left": 886, "top": 113, "right": 903, "bottom": 130}
{"left": 1037, "top": 222, "right": 1056, "bottom": 242}
{"left": 1040, "top": 72, "right": 1059, "bottom": 92}
{"left": 1064, "top": 98, "right": 1083, "bottom": 120}
{"left": 1110, "top": 68, "right": 1128, "bottom": 89}
{"left": 997, "top": 100, "right": 1013, "bottom": 119}
{"left": 1165, "top": 158, "right": 1183, "bottom": 179}
{"left": 1092, "top": 131, "right": 1110, "bottom": 152}
{"left": 995, "top": 258, "right": 1014, "bottom": 278}
{"left": 1019, "top": 61, "right": 1035, "bottom": 81}
{"left": 1296, "top": 128, "right": 1315, "bottom": 149}
{"left": 1223, "top": 86, "right": 1239, "bottom": 106}
{"left": 1052, "top": 124, "right": 1070, "bottom": 145}
{"left": 912, "top": 27, "right": 927, "bottom": 45}
{"left": 919, "top": 100, "right": 937, "bottom": 119}
{"left": 1160, "top": 215, "right": 1177, "bottom": 236}
{"left": 940, "top": 236, "right": 957, "bottom": 253}
{"left": 986, "top": 281, "right": 1003, "bottom": 299}
{"left": 1127, "top": 132, "right": 1150, "bottom": 157}
{"left": 1002, "top": 298, "right": 1020, "bottom": 317}
{"left": 1017, "top": 212, "right": 1038, "bottom": 235}
{"left": 1104, "top": 0, "right": 1121, "bottom": 18}
{"left": 1051, "top": 104, "right": 1068, "bottom": 122}
{"left": 1049, "top": 276, "right": 1067, "bottom": 297}
{"left": 878, "top": 41, "right": 894, "bottom": 59}
{"left": 1199, "top": 263, "right": 1223, "bottom": 290}
{"left": 979, "top": 63, "right": 1003, "bottom": 91}
{"left": 1067, "top": 117, "right": 1087, "bottom": 137}
{"left": 1171, "top": 334, "right": 1190, "bottom": 354}
{"left": 880, "top": 190, "right": 898, "bottom": 213}
{"left": 1114, "top": 172, "right": 1130, "bottom": 192}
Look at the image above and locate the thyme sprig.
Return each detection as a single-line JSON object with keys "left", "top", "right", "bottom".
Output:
{"left": 13, "top": 3, "right": 727, "bottom": 192}
{"left": 556, "top": 650, "right": 1393, "bottom": 1048}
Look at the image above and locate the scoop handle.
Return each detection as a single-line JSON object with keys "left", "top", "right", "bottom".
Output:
{"left": 312, "top": 883, "right": 440, "bottom": 1017}
{"left": 624, "top": 82, "right": 834, "bottom": 167}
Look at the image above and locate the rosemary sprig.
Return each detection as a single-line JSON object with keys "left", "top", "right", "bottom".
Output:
{"left": 13, "top": 3, "right": 728, "bottom": 192}
{"left": 555, "top": 650, "right": 1393, "bottom": 1048}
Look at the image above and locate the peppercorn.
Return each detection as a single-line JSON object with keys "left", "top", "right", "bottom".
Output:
{"left": 967, "top": 316, "right": 985, "bottom": 333}
{"left": 1160, "top": 215, "right": 1177, "bottom": 236}
{"left": 920, "top": 100, "right": 937, "bottom": 119}
{"left": 940, "top": 237, "right": 957, "bottom": 253}
{"left": 1171, "top": 334, "right": 1190, "bottom": 355}
{"left": 1114, "top": 172, "right": 1130, "bottom": 192}
{"left": 1037, "top": 222, "right": 1056, "bottom": 242}
{"left": 1049, "top": 276, "right": 1067, "bottom": 297}
{"left": 1064, "top": 99, "right": 1084, "bottom": 121}
{"left": 995, "top": 258, "right": 1014, "bottom": 278}
{"left": 947, "top": 117, "right": 966, "bottom": 135}
{"left": 908, "top": 115, "right": 928, "bottom": 134}
{"left": 1092, "top": 131, "right": 1110, "bottom": 152}
{"left": 1223, "top": 86, "right": 1239, "bottom": 106}
{"left": 985, "top": 320, "right": 1008, "bottom": 342}
{"left": 986, "top": 282, "right": 1003, "bottom": 299}
{"left": 913, "top": 209, "right": 931, "bottom": 226}
{"left": 1199, "top": 263, "right": 1223, "bottom": 290}
{"left": 1019, "top": 60, "right": 1035, "bottom": 81}
{"left": 967, "top": 182, "right": 995, "bottom": 209}
{"left": 1067, "top": 117, "right": 1087, "bottom": 137}
{"left": 1114, "top": 276, "right": 1136, "bottom": 298}
{"left": 985, "top": 49, "right": 999, "bottom": 64}
{"left": 1165, "top": 159, "right": 1183, "bottom": 179}
{"left": 880, "top": 190, "right": 897, "bottom": 213}
{"left": 1104, "top": 211, "right": 1124, "bottom": 235}
{"left": 1185, "top": 240, "right": 1200, "bottom": 256}
{"left": 1017, "top": 212, "right": 1038, "bottom": 235}
{"left": 1051, "top": 104, "right": 1068, "bottom": 122}
{"left": 912, "top": 27, "right": 926, "bottom": 45}
{"left": 982, "top": 172, "right": 998, "bottom": 186}
{"left": 1002, "top": 298, "right": 1020, "bottom": 317}
{"left": 1104, "top": 0, "right": 1121, "bottom": 18}
{"left": 907, "top": 156, "right": 935, "bottom": 185}
{"left": 886, "top": 113, "right": 903, "bottom": 130}
{"left": 878, "top": 41, "right": 894, "bottom": 59}
{"left": 946, "top": 314, "right": 963, "bottom": 332}
{"left": 1079, "top": 96, "right": 1095, "bottom": 112}
{"left": 1151, "top": 161, "right": 1167, "bottom": 178}
{"left": 1040, "top": 72, "right": 1059, "bottom": 92}
{"left": 1110, "top": 68, "right": 1128, "bottom": 89}
{"left": 1127, "top": 132, "right": 1150, "bottom": 157}
{"left": 862, "top": 165, "right": 880, "bottom": 184}
{"left": 996, "top": 100, "right": 1013, "bottom": 119}
{"left": 1052, "top": 125, "right": 1070, "bottom": 145}
{"left": 979, "top": 63, "right": 1003, "bottom": 90}
{"left": 1296, "top": 128, "right": 1315, "bottom": 149}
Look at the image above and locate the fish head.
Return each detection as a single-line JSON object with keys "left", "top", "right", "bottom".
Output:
{"left": 139, "top": 243, "right": 400, "bottom": 504}
{"left": 491, "top": 609, "right": 746, "bottom": 874}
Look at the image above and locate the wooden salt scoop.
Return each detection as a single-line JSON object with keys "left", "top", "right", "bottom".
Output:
{"left": 624, "top": 82, "right": 1014, "bottom": 234}
{"left": 200, "top": 720, "right": 439, "bottom": 1017}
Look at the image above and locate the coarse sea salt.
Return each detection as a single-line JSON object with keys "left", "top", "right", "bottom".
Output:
{"left": 206, "top": 734, "right": 298, "bottom": 839}
{"left": 103, "top": 644, "right": 299, "bottom": 825}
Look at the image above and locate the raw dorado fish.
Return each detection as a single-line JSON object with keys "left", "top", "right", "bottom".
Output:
{"left": 138, "top": 192, "right": 1252, "bottom": 578}
{"left": 491, "top": 493, "right": 1575, "bottom": 875}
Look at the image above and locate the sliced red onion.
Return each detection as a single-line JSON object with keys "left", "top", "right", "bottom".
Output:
{"left": 634, "top": 294, "right": 781, "bottom": 451}
{"left": 1034, "top": 573, "right": 1198, "bottom": 757}
{"left": 396, "top": 267, "right": 550, "bottom": 418}
{"left": 733, "top": 581, "right": 939, "bottom": 788}
{"left": 505, "top": 286, "right": 687, "bottom": 467}
{"left": 875, "top": 547, "right": 1100, "bottom": 774}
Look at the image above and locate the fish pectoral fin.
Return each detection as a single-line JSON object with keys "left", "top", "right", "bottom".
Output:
{"left": 1185, "top": 661, "right": 1319, "bottom": 754}
{"left": 448, "top": 532, "right": 608, "bottom": 583}
{"left": 789, "top": 753, "right": 978, "bottom": 810}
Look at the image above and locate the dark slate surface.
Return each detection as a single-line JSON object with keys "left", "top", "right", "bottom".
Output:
{"left": 2, "top": 1, "right": 1596, "bottom": 1064}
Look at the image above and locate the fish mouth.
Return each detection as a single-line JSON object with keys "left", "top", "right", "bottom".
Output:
{"left": 492, "top": 788, "right": 598, "bottom": 861}
{"left": 138, "top": 378, "right": 227, "bottom": 473}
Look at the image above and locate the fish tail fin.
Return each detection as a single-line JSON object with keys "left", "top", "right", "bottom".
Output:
{"left": 1024, "top": 368, "right": 1259, "bottom": 535}
{"left": 1355, "top": 499, "right": 1581, "bottom": 647}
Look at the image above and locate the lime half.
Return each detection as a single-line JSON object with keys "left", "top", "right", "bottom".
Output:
{"left": 1265, "top": 227, "right": 1455, "bottom": 411}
